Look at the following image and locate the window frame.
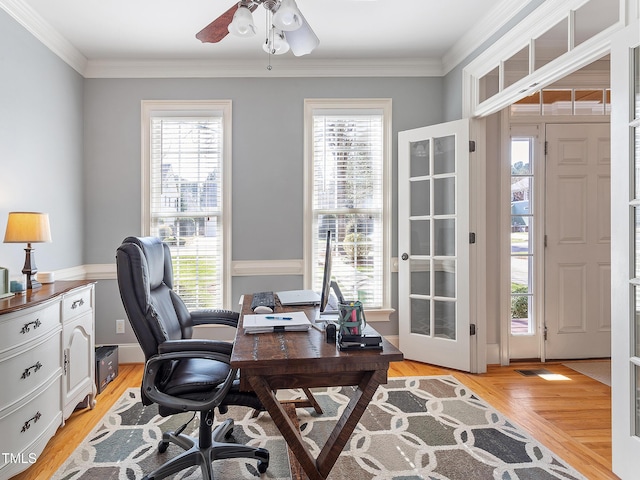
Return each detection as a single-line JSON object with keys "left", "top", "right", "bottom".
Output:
{"left": 141, "top": 100, "right": 233, "bottom": 309}
{"left": 303, "top": 98, "right": 393, "bottom": 318}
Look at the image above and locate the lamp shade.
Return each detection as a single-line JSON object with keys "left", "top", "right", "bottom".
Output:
{"left": 263, "top": 28, "right": 290, "bottom": 55}
{"left": 272, "top": 0, "right": 303, "bottom": 31}
{"left": 227, "top": 5, "right": 256, "bottom": 37}
{"left": 3, "top": 212, "right": 52, "bottom": 243}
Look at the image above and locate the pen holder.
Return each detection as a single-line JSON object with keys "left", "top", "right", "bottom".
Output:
{"left": 337, "top": 301, "right": 365, "bottom": 336}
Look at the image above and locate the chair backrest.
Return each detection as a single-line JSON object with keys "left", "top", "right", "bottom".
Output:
{"left": 116, "top": 236, "right": 194, "bottom": 360}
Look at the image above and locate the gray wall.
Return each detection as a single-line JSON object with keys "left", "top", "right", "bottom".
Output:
{"left": 0, "top": 10, "right": 84, "bottom": 276}
{"left": 83, "top": 77, "right": 445, "bottom": 345}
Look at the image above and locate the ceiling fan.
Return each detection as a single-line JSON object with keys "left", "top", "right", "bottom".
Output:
{"left": 196, "top": 0, "right": 319, "bottom": 57}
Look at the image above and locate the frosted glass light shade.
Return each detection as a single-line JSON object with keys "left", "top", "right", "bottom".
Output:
{"left": 273, "top": 0, "right": 302, "bottom": 31}
{"left": 284, "top": 12, "right": 319, "bottom": 56}
{"left": 263, "top": 28, "right": 290, "bottom": 55}
{"left": 4, "top": 212, "right": 52, "bottom": 243}
{"left": 228, "top": 6, "right": 256, "bottom": 37}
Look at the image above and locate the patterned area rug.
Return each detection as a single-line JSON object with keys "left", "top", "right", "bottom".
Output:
{"left": 54, "top": 376, "right": 585, "bottom": 480}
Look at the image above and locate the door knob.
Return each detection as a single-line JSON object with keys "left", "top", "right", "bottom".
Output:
{"left": 401, "top": 253, "right": 409, "bottom": 260}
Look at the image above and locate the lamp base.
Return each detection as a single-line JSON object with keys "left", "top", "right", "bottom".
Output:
{"left": 26, "top": 276, "right": 42, "bottom": 290}
{"left": 22, "top": 244, "right": 41, "bottom": 290}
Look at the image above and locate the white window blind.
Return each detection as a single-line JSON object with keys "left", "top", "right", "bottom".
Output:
{"left": 311, "top": 110, "right": 385, "bottom": 308}
{"left": 148, "top": 114, "right": 224, "bottom": 309}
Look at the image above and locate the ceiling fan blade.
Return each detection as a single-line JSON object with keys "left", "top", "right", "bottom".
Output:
{"left": 284, "top": 11, "right": 319, "bottom": 56}
{"left": 196, "top": 3, "right": 258, "bottom": 44}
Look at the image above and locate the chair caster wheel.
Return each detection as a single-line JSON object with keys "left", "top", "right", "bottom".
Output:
{"left": 256, "top": 447, "right": 269, "bottom": 473}
{"left": 157, "top": 441, "right": 169, "bottom": 453}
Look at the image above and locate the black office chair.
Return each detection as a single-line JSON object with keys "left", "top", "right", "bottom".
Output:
{"left": 116, "top": 236, "right": 269, "bottom": 480}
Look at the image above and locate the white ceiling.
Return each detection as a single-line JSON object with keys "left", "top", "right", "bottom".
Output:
{"left": 4, "top": 0, "right": 533, "bottom": 77}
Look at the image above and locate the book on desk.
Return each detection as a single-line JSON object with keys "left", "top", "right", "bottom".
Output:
{"left": 243, "top": 311, "right": 311, "bottom": 334}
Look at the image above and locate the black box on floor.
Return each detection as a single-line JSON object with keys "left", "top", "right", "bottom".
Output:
{"left": 96, "top": 345, "right": 118, "bottom": 394}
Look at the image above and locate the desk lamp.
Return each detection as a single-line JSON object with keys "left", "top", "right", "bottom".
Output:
{"left": 3, "top": 212, "right": 52, "bottom": 290}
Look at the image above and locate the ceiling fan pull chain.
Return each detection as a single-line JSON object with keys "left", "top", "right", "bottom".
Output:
{"left": 266, "top": 7, "right": 273, "bottom": 70}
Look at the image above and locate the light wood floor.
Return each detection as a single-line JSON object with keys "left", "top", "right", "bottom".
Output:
{"left": 12, "top": 360, "right": 616, "bottom": 480}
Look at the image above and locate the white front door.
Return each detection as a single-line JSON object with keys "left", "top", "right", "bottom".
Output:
{"left": 398, "top": 119, "right": 471, "bottom": 372}
{"left": 544, "top": 123, "right": 611, "bottom": 359}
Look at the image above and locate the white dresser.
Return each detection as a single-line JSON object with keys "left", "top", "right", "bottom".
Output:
{"left": 0, "top": 280, "right": 96, "bottom": 479}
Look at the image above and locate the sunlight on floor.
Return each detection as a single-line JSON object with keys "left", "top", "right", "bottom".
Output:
{"left": 538, "top": 373, "right": 571, "bottom": 381}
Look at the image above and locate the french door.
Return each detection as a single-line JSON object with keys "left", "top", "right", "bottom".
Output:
{"left": 398, "top": 119, "right": 471, "bottom": 372}
{"left": 611, "top": 19, "right": 640, "bottom": 479}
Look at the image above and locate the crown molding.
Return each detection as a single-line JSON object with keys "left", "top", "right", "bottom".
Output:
{"left": 441, "top": 0, "right": 534, "bottom": 75}
{"left": 0, "top": 0, "right": 87, "bottom": 75}
{"left": 2, "top": 0, "right": 530, "bottom": 79}
{"left": 83, "top": 57, "right": 443, "bottom": 79}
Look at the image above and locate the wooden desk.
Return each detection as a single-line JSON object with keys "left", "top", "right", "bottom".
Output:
{"left": 231, "top": 295, "right": 404, "bottom": 480}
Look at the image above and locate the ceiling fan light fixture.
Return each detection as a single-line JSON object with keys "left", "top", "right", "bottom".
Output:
{"left": 263, "top": 27, "right": 290, "bottom": 55}
{"left": 227, "top": 5, "right": 257, "bottom": 37}
{"left": 283, "top": 11, "right": 319, "bottom": 56}
{"left": 272, "top": 0, "right": 303, "bottom": 31}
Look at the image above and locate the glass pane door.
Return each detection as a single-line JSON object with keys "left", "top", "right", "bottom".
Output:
{"left": 398, "top": 119, "right": 470, "bottom": 371}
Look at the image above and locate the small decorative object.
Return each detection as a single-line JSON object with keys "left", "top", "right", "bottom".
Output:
{"left": 10, "top": 275, "right": 26, "bottom": 293}
{"left": 3, "top": 212, "right": 52, "bottom": 290}
{"left": 337, "top": 300, "right": 382, "bottom": 351}
{"left": 337, "top": 301, "right": 365, "bottom": 336}
{"left": 0, "top": 267, "right": 13, "bottom": 299}
{"left": 36, "top": 271, "right": 55, "bottom": 284}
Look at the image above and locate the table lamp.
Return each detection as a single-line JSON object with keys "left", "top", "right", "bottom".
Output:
{"left": 3, "top": 212, "right": 52, "bottom": 290}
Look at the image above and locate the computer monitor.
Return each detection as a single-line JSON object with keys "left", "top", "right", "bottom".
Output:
{"left": 319, "top": 230, "right": 344, "bottom": 313}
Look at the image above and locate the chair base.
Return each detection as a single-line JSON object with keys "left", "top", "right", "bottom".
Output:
{"left": 142, "top": 418, "right": 269, "bottom": 480}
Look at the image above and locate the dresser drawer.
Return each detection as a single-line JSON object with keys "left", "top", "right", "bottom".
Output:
{"left": 0, "top": 375, "right": 61, "bottom": 459}
{"left": 0, "top": 332, "right": 61, "bottom": 409}
{"left": 62, "top": 286, "right": 93, "bottom": 321}
{"left": 0, "top": 302, "right": 60, "bottom": 355}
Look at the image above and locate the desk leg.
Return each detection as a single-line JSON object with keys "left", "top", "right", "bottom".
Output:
{"left": 316, "top": 370, "right": 384, "bottom": 478}
{"left": 248, "top": 370, "right": 385, "bottom": 480}
{"left": 248, "top": 375, "right": 322, "bottom": 480}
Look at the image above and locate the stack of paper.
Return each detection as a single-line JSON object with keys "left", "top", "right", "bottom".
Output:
{"left": 243, "top": 311, "right": 311, "bottom": 334}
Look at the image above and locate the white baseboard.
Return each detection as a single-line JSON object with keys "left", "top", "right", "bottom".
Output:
{"left": 110, "top": 343, "right": 144, "bottom": 364}
{"left": 486, "top": 343, "right": 500, "bottom": 364}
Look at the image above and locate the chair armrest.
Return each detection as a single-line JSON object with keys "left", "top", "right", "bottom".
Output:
{"left": 190, "top": 309, "right": 239, "bottom": 328}
{"left": 143, "top": 347, "right": 235, "bottom": 412}
{"left": 159, "top": 339, "right": 233, "bottom": 356}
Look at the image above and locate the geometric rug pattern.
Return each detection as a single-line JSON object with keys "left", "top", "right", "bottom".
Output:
{"left": 53, "top": 375, "right": 586, "bottom": 480}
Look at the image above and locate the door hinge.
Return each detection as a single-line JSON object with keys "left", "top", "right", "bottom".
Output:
{"left": 544, "top": 140, "right": 548, "bottom": 155}
{"left": 470, "top": 324, "right": 476, "bottom": 336}
{"left": 469, "top": 232, "right": 476, "bottom": 244}
{"left": 63, "top": 351, "right": 68, "bottom": 375}
{"left": 469, "top": 140, "right": 476, "bottom": 153}
{"left": 544, "top": 234, "right": 548, "bottom": 247}
{"left": 543, "top": 324, "right": 548, "bottom": 341}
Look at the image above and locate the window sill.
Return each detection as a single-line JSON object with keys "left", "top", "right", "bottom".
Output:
{"left": 364, "top": 308, "right": 394, "bottom": 322}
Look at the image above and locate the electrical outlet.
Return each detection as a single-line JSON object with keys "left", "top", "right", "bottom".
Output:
{"left": 116, "top": 319, "right": 125, "bottom": 334}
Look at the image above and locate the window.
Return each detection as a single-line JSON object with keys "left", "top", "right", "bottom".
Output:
{"left": 510, "top": 136, "right": 535, "bottom": 335}
{"left": 142, "top": 101, "right": 232, "bottom": 309}
{"left": 510, "top": 88, "right": 611, "bottom": 116}
{"left": 304, "top": 99, "right": 392, "bottom": 310}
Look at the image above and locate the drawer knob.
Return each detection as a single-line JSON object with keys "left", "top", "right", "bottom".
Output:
{"left": 20, "top": 319, "right": 41, "bottom": 334}
{"left": 21, "top": 411, "right": 42, "bottom": 433}
{"left": 21, "top": 361, "right": 43, "bottom": 379}
{"left": 71, "top": 298, "right": 85, "bottom": 309}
